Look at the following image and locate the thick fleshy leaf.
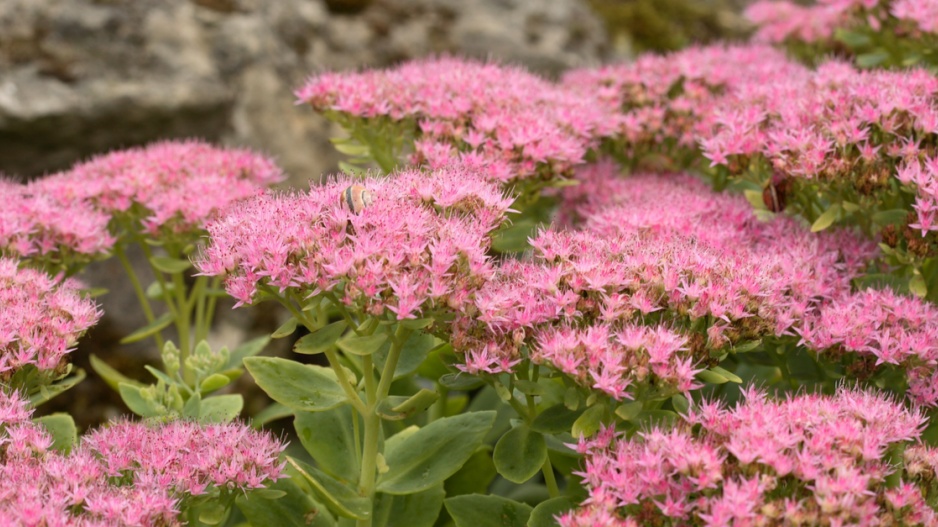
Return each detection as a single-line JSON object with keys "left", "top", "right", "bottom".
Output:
{"left": 531, "top": 404, "right": 582, "bottom": 435}
{"left": 377, "top": 411, "right": 496, "bottom": 495}
{"left": 445, "top": 448, "right": 497, "bottom": 497}
{"left": 237, "top": 478, "right": 336, "bottom": 527}
{"left": 288, "top": 457, "right": 370, "bottom": 520}
{"left": 118, "top": 383, "right": 162, "bottom": 418}
{"left": 493, "top": 424, "right": 547, "bottom": 484}
{"left": 527, "top": 497, "right": 574, "bottom": 527}
{"left": 336, "top": 332, "right": 388, "bottom": 356}
{"left": 149, "top": 255, "right": 192, "bottom": 274}
{"left": 199, "top": 394, "right": 243, "bottom": 423}
{"left": 294, "top": 321, "right": 348, "bottom": 355}
{"left": 374, "top": 331, "right": 439, "bottom": 380}
{"left": 372, "top": 485, "right": 445, "bottom": 527}
{"left": 444, "top": 495, "right": 533, "bottom": 527}
{"left": 295, "top": 406, "right": 360, "bottom": 483}
{"left": 34, "top": 413, "right": 77, "bottom": 454}
{"left": 244, "top": 357, "right": 346, "bottom": 412}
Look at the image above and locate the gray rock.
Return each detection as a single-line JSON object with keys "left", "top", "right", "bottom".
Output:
{"left": 0, "top": 0, "right": 609, "bottom": 180}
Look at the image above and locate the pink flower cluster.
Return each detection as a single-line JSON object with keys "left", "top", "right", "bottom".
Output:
{"left": 196, "top": 166, "right": 513, "bottom": 318}
{"left": 800, "top": 287, "right": 938, "bottom": 407}
{"left": 561, "top": 45, "right": 802, "bottom": 166}
{"left": 533, "top": 324, "right": 701, "bottom": 400}
{"left": 0, "top": 258, "right": 100, "bottom": 379}
{"left": 0, "top": 180, "right": 114, "bottom": 266}
{"left": 561, "top": 386, "right": 937, "bottom": 527}
{"left": 452, "top": 163, "right": 875, "bottom": 396}
{"left": 701, "top": 60, "right": 938, "bottom": 178}
{"left": 0, "top": 390, "right": 284, "bottom": 526}
{"left": 30, "top": 140, "right": 284, "bottom": 237}
{"left": 746, "top": 0, "right": 938, "bottom": 43}
{"left": 297, "top": 57, "right": 617, "bottom": 183}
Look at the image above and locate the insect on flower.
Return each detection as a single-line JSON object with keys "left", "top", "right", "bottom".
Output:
{"left": 342, "top": 184, "right": 374, "bottom": 214}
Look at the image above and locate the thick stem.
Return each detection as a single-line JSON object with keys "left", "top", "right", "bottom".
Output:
{"left": 357, "top": 324, "right": 411, "bottom": 527}
{"left": 541, "top": 454, "right": 561, "bottom": 498}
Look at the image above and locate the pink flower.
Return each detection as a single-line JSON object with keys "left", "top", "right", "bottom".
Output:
{"left": 0, "top": 258, "right": 101, "bottom": 381}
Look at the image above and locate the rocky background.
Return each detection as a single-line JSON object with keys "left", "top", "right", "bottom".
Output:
{"left": 0, "top": 0, "right": 751, "bottom": 428}
{"left": 0, "top": 0, "right": 611, "bottom": 183}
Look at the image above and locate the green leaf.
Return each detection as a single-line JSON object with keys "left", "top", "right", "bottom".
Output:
{"left": 377, "top": 389, "right": 439, "bottom": 421}
{"left": 743, "top": 189, "right": 766, "bottom": 210}
{"left": 377, "top": 411, "right": 496, "bottom": 495}
{"left": 709, "top": 366, "right": 742, "bottom": 383}
{"left": 835, "top": 28, "right": 872, "bottom": 47}
{"left": 197, "top": 502, "right": 227, "bottom": 526}
{"left": 288, "top": 457, "right": 370, "bottom": 520}
{"left": 910, "top": 273, "right": 928, "bottom": 298}
{"left": 439, "top": 373, "right": 486, "bottom": 391}
{"left": 145, "top": 281, "right": 174, "bottom": 299}
{"left": 841, "top": 201, "right": 861, "bottom": 213}
{"left": 374, "top": 331, "right": 439, "bottom": 380}
{"left": 150, "top": 255, "right": 193, "bottom": 274}
{"left": 200, "top": 373, "right": 232, "bottom": 394}
{"left": 733, "top": 339, "right": 763, "bottom": 353}
{"left": 493, "top": 424, "right": 547, "bottom": 484}
{"left": 530, "top": 404, "right": 583, "bottom": 435}
{"left": 614, "top": 400, "right": 643, "bottom": 421}
{"left": 856, "top": 50, "right": 890, "bottom": 68}
{"left": 34, "top": 413, "right": 77, "bottom": 453}
{"left": 272, "top": 317, "right": 298, "bottom": 339}
{"left": 571, "top": 404, "right": 605, "bottom": 438}
{"left": 200, "top": 394, "right": 243, "bottom": 423}
{"left": 445, "top": 447, "right": 497, "bottom": 497}
{"left": 492, "top": 219, "right": 537, "bottom": 253}
{"left": 336, "top": 332, "right": 387, "bottom": 356}
{"left": 237, "top": 478, "right": 336, "bottom": 527}
{"left": 513, "top": 380, "right": 544, "bottom": 396}
{"left": 252, "top": 402, "right": 293, "bottom": 428}
{"left": 872, "top": 209, "right": 908, "bottom": 227}
{"left": 30, "top": 369, "right": 87, "bottom": 406}
{"left": 120, "top": 312, "right": 174, "bottom": 344}
{"left": 183, "top": 392, "right": 201, "bottom": 419}
{"left": 119, "top": 383, "right": 162, "bottom": 417}
{"left": 295, "top": 406, "right": 361, "bottom": 483}
{"left": 696, "top": 369, "right": 730, "bottom": 384}
{"left": 244, "top": 357, "right": 347, "bottom": 412}
{"left": 445, "top": 495, "right": 533, "bottom": 527}
{"left": 373, "top": 485, "right": 445, "bottom": 527}
{"left": 672, "top": 394, "right": 690, "bottom": 415}
{"left": 527, "top": 497, "right": 574, "bottom": 527}
{"left": 294, "top": 321, "right": 348, "bottom": 355}
{"left": 810, "top": 204, "right": 841, "bottom": 232}
{"left": 226, "top": 335, "right": 270, "bottom": 370}
{"left": 399, "top": 317, "right": 434, "bottom": 330}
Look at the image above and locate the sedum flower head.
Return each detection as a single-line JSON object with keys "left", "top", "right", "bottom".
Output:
{"left": 297, "top": 56, "right": 616, "bottom": 183}
{"left": 0, "top": 179, "right": 115, "bottom": 272}
{"left": 0, "top": 390, "right": 285, "bottom": 526}
{"left": 454, "top": 164, "right": 874, "bottom": 385}
{"left": 31, "top": 140, "right": 284, "bottom": 238}
{"left": 0, "top": 258, "right": 101, "bottom": 380}
{"left": 561, "top": 386, "right": 937, "bottom": 527}
{"left": 196, "top": 165, "right": 513, "bottom": 318}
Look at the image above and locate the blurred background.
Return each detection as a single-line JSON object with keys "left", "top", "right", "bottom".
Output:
{"left": 0, "top": 0, "right": 752, "bottom": 428}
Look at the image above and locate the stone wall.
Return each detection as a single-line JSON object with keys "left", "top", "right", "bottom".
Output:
{"left": 0, "top": 0, "right": 609, "bottom": 183}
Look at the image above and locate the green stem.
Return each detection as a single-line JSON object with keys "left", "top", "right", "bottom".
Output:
{"left": 357, "top": 324, "right": 411, "bottom": 527}
{"left": 114, "top": 244, "right": 164, "bottom": 350}
{"left": 171, "top": 263, "right": 193, "bottom": 385}
{"left": 541, "top": 454, "right": 561, "bottom": 498}
{"left": 191, "top": 276, "right": 207, "bottom": 343}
